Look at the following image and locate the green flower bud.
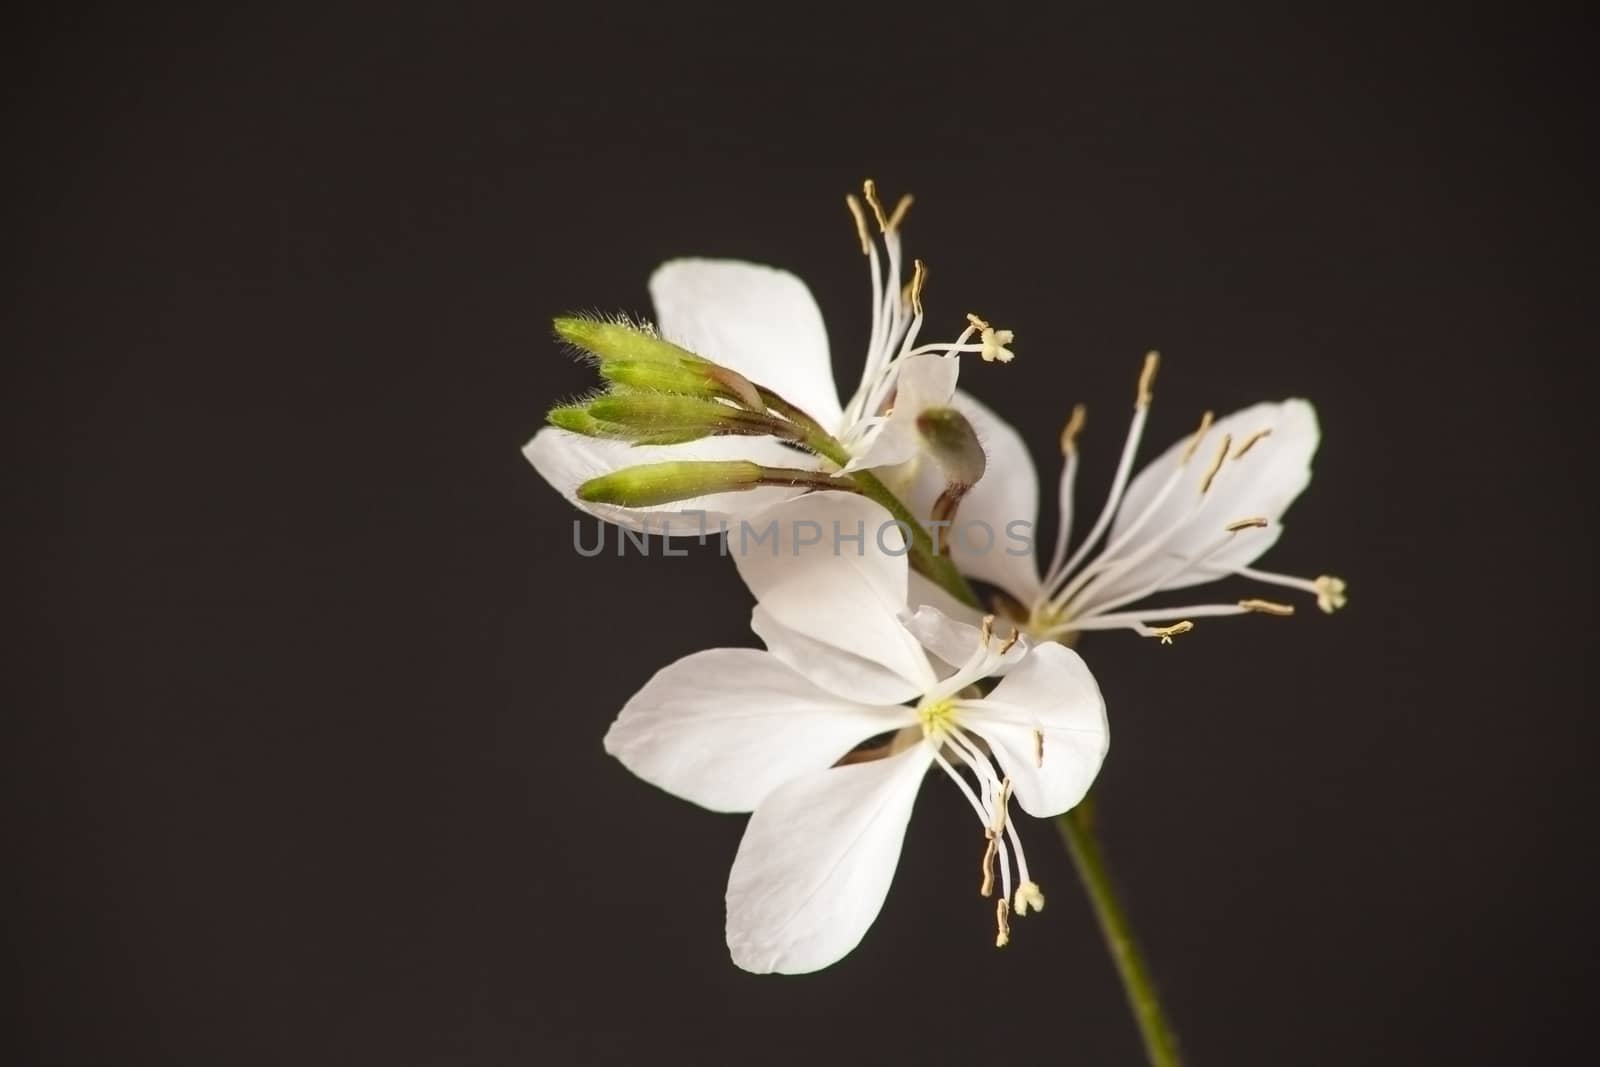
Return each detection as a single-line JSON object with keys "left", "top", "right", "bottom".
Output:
{"left": 577, "top": 460, "right": 764, "bottom": 507}
{"left": 556, "top": 316, "right": 767, "bottom": 413}
{"left": 553, "top": 316, "right": 704, "bottom": 367}
{"left": 916, "top": 407, "right": 988, "bottom": 488}
{"left": 598, "top": 359, "right": 721, "bottom": 396}
{"left": 586, "top": 394, "right": 767, "bottom": 438}
{"left": 547, "top": 402, "right": 614, "bottom": 437}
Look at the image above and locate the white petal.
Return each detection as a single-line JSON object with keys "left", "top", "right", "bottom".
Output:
{"left": 733, "top": 492, "right": 937, "bottom": 692}
{"left": 903, "top": 604, "right": 1028, "bottom": 675}
{"left": 906, "top": 570, "right": 988, "bottom": 629}
{"left": 945, "top": 389, "right": 1043, "bottom": 602}
{"left": 604, "top": 649, "right": 914, "bottom": 814}
{"left": 752, "top": 605, "right": 924, "bottom": 705}
{"left": 889, "top": 351, "right": 961, "bottom": 417}
{"left": 725, "top": 742, "right": 932, "bottom": 974}
{"left": 962, "top": 643, "right": 1108, "bottom": 818}
{"left": 522, "top": 427, "right": 813, "bottom": 533}
{"left": 838, "top": 417, "right": 919, "bottom": 474}
{"left": 650, "top": 259, "right": 845, "bottom": 431}
{"left": 839, "top": 354, "right": 960, "bottom": 473}
{"left": 1097, "top": 399, "right": 1320, "bottom": 599}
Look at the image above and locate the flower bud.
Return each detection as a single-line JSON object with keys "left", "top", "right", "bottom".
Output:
{"left": 917, "top": 407, "right": 988, "bottom": 555}
{"left": 916, "top": 407, "right": 987, "bottom": 488}
{"left": 586, "top": 394, "right": 773, "bottom": 442}
{"left": 547, "top": 402, "right": 613, "bottom": 437}
{"left": 598, "top": 360, "right": 766, "bottom": 413}
{"left": 577, "top": 460, "right": 765, "bottom": 507}
{"left": 554, "top": 316, "right": 703, "bottom": 367}
{"left": 557, "top": 316, "right": 767, "bottom": 412}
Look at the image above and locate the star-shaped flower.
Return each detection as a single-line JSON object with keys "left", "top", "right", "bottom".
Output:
{"left": 603, "top": 492, "right": 1107, "bottom": 973}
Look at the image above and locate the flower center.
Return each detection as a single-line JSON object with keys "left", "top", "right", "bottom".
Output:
{"left": 917, "top": 697, "right": 956, "bottom": 738}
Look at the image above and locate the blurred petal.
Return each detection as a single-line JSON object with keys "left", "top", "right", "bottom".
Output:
{"left": 905, "top": 570, "right": 988, "bottom": 629}
{"left": 840, "top": 354, "right": 960, "bottom": 473}
{"left": 904, "top": 604, "right": 1028, "bottom": 676}
{"left": 963, "top": 643, "right": 1108, "bottom": 818}
{"left": 733, "top": 492, "right": 936, "bottom": 692}
{"left": 947, "top": 389, "right": 1043, "bottom": 602}
{"left": 726, "top": 742, "right": 932, "bottom": 974}
{"left": 651, "top": 259, "right": 845, "bottom": 431}
{"left": 752, "top": 605, "right": 924, "bottom": 705}
{"left": 604, "top": 649, "right": 913, "bottom": 814}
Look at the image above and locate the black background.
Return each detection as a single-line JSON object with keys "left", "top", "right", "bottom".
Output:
{"left": 10, "top": 4, "right": 1595, "bottom": 1064}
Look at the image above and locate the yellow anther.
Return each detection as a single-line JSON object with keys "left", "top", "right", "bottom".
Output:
{"left": 998, "top": 627, "right": 1021, "bottom": 655}
{"left": 966, "top": 312, "right": 991, "bottom": 332}
{"left": 1149, "top": 620, "right": 1194, "bottom": 645}
{"left": 887, "top": 193, "right": 914, "bottom": 232}
{"left": 862, "top": 179, "right": 889, "bottom": 230}
{"left": 1032, "top": 729, "right": 1044, "bottom": 768}
{"left": 1137, "top": 350, "right": 1160, "bottom": 408}
{"left": 1315, "top": 575, "right": 1348, "bottom": 614}
{"left": 1225, "top": 516, "right": 1270, "bottom": 532}
{"left": 995, "top": 898, "right": 1012, "bottom": 948}
{"left": 979, "top": 836, "right": 998, "bottom": 898}
{"left": 1181, "top": 410, "right": 1215, "bottom": 464}
{"left": 1239, "top": 598, "right": 1295, "bottom": 616}
{"left": 844, "top": 195, "right": 871, "bottom": 254}
{"left": 1014, "top": 881, "right": 1046, "bottom": 917}
{"left": 1199, "top": 433, "right": 1232, "bottom": 495}
{"left": 980, "top": 613, "right": 996, "bottom": 645}
{"left": 1233, "top": 426, "right": 1273, "bottom": 459}
{"left": 909, "top": 259, "right": 927, "bottom": 316}
{"left": 1059, "top": 403, "right": 1087, "bottom": 456}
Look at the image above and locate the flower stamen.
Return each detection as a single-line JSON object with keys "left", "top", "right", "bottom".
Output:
{"left": 1137, "top": 349, "right": 1160, "bottom": 408}
{"left": 908, "top": 258, "right": 927, "bottom": 316}
{"left": 844, "top": 194, "right": 871, "bottom": 255}
{"left": 862, "top": 178, "right": 890, "bottom": 230}
{"left": 1233, "top": 426, "right": 1273, "bottom": 459}
{"left": 1059, "top": 403, "right": 1087, "bottom": 456}
{"left": 1181, "top": 410, "right": 1215, "bottom": 463}
{"left": 1149, "top": 620, "right": 1194, "bottom": 644}
{"left": 1199, "top": 433, "right": 1233, "bottom": 495}
{"left": 887, "top": 193, "right": 915, "bottom": 233}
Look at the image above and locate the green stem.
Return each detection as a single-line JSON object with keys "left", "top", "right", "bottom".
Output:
{"left": 1056, "top": 800, "right": 1182, "bottom": 1067}
{"left": 799, "top": 430, "right": 980, "bottom": 610}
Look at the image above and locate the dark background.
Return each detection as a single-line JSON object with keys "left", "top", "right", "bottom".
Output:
{"left": 9, "top": 4, "right": 1595, "bottom": 1064}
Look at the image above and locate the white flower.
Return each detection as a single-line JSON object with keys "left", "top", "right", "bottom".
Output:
{"left": 945, "top": 353, "right": 1346, "bottom": 643}
{"left": 523, "top": 181, "right": 1013, "bottom": 531}
{"left": 602, "top": 492, "right": 1107, "bottom": 974}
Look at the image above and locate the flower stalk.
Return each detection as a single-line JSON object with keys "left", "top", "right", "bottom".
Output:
{"left": 799, "top": 427, "right": 979, "bottom": 610}
{"left": 1056, "top": 800, "right": 1182, "bottom": 1067}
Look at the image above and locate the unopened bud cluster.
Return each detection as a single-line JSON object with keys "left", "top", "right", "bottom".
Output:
{"left": 549, "top": 317, "right": 831, "bottom": 508}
